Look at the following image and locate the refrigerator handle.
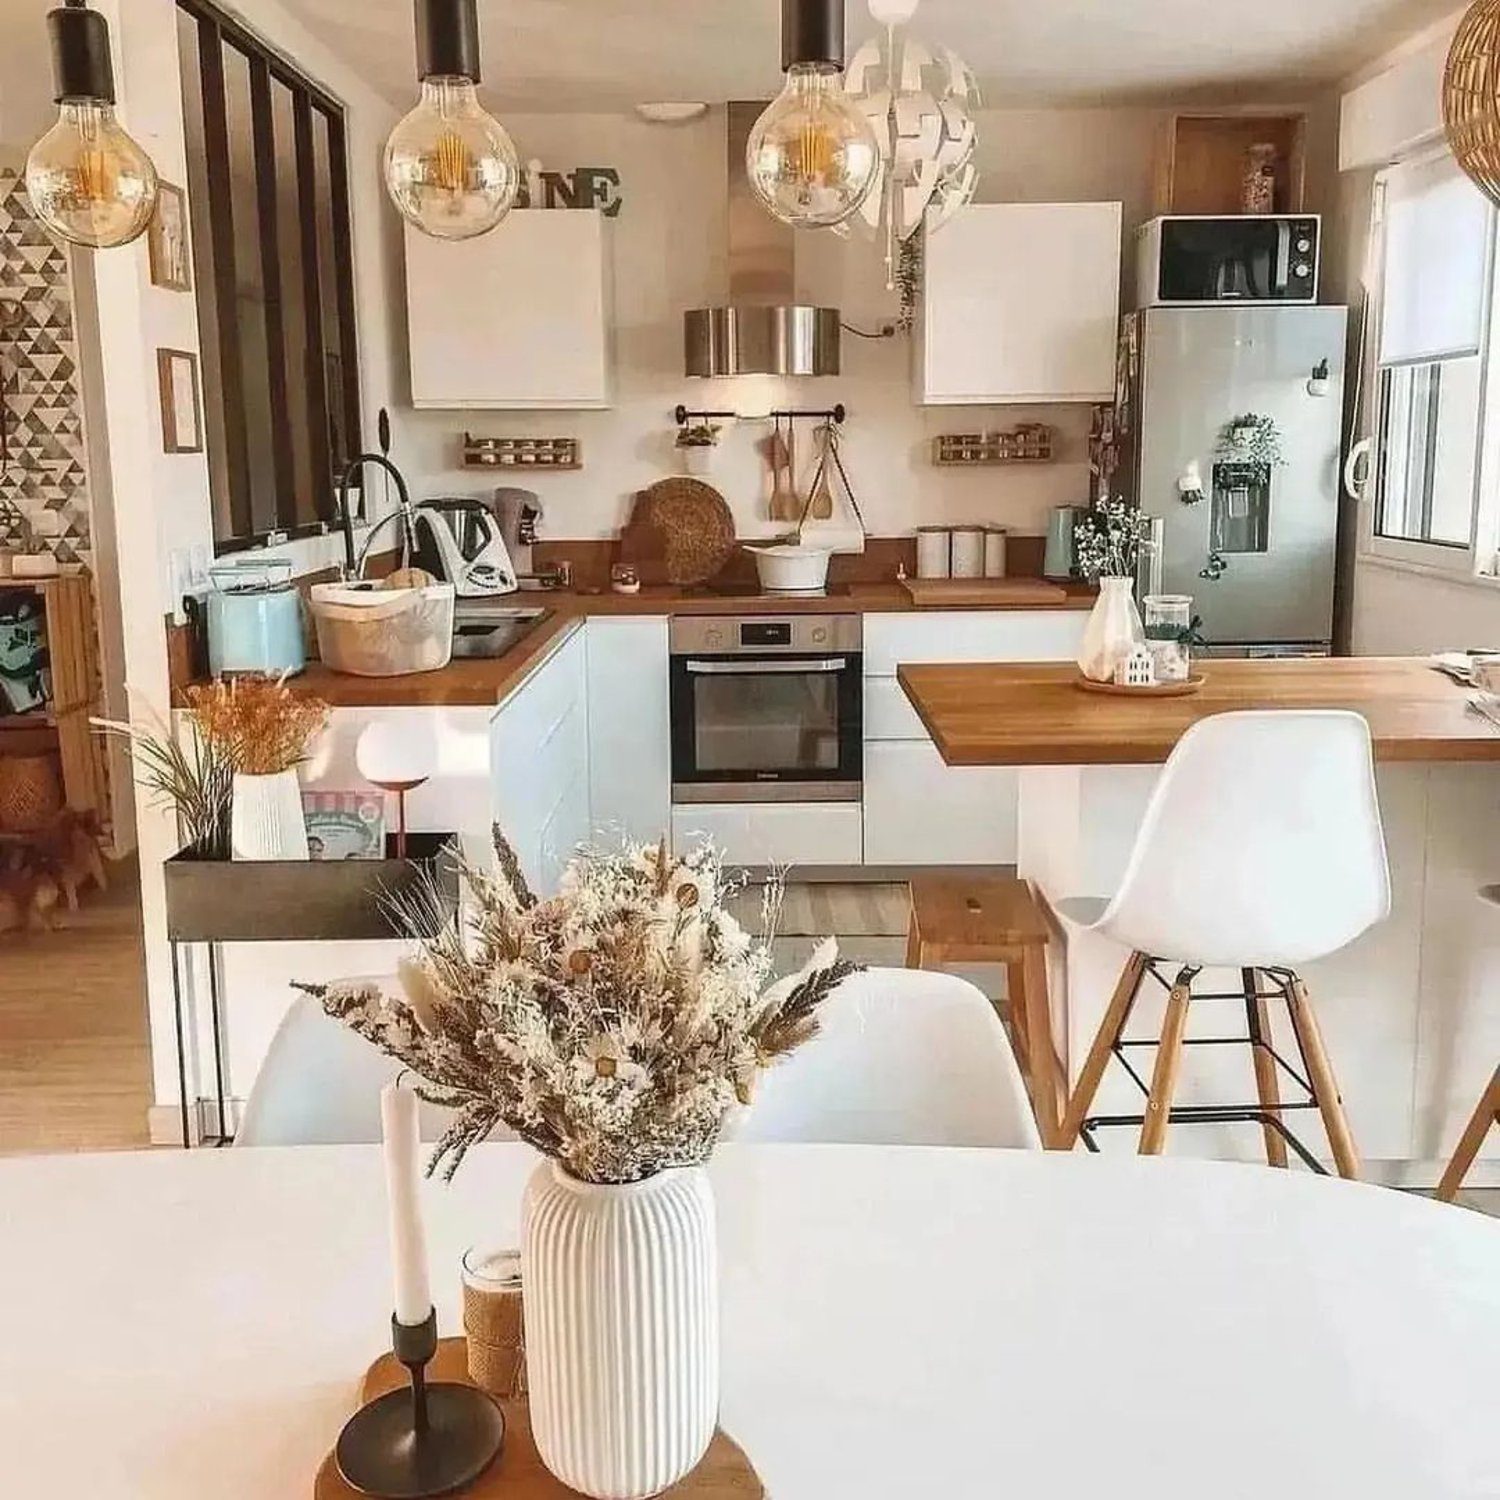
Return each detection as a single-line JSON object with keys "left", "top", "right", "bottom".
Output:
{"left": 1344, "top": 437, "right": 1373, "bottom": 503}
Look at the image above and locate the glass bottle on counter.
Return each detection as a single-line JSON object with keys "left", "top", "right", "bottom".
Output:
{"left": 1144, "top": 594, "right": 1194, "bottom": 682}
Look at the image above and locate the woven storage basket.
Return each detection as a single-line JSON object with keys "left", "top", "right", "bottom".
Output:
{"left": 308, "top": 582, "right": 455, "bottom": 677}
{"left": 0, "top": 752, "right": 63, "bottom": 833}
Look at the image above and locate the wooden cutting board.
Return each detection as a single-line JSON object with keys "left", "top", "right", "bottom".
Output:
{"left": 900, "top": 577, "right": 1070, "bottom": 608}
{"left": 314, "top": 1338, "right": 763, "bottom": 1498}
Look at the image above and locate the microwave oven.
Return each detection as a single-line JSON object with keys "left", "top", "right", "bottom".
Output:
{"left": 1136, "top": 215, "right": 1320, "bottom": 306}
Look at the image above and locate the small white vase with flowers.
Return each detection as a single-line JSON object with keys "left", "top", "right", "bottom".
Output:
{"left": 1072, "top": 497, "right": 1154, "bottom": 683}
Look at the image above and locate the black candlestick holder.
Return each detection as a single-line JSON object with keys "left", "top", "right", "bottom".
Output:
{"left": 335, "top": 1309, "right": 505, "bottom": 1499}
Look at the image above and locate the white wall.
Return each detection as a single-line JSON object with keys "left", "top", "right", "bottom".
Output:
{"left": 396, "top": 105, "right": 1173, "bottom": 542}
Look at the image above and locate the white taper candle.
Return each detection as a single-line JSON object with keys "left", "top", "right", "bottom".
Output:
{"left": 380, "top": 1081, "right": 432, "bottom": 1327}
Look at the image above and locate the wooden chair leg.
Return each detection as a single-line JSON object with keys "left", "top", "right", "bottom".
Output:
{"left": 1017, "top": 942, "right": 1064, "bottom": 1149}
{"left": 1244, "top": 968, "right": 1288, "bottom": 1168}
{"left": 1004, "top": 959, "right": 1031, "bottom": 1053}
{"left": 1140, "top": 978, "right": 1192, "bottom": 1155}
{"left": 1286, "top": 975, "right": 1360, "bottom": 1180}
{"left": 1058, "top": 951, "right": 1147, "bottom": 1148}
{"left": 1436, "top": 1067, "right": 1500, "bottom": 1204}
{"left": 904, "top": 915, "right": 924, "bottom": 970}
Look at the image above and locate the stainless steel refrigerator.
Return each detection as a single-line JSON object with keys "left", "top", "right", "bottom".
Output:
{"left": 1116, "top": 305, "right": 1348, "bottom": 653}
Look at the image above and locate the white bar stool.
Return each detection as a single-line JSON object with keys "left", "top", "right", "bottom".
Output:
{"left": 1056, "top": 711, "right": 1391, "bottom": 1176}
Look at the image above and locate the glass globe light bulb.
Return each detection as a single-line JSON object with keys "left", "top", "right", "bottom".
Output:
{"left": 384, "top": 77, "right": 519, "bottom": 240}
{"left": 25, "top": 100, "right": 158, "bottom": 250}
{"left": 747, "top": 65, "right": 880, "bottom": 229}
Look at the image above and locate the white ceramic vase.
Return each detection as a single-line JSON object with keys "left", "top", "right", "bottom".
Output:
{"left": 230, "top": 769, "right": 309, "bottom": 861}
{"left": 1078, "top": 575, "right": 1144, "bottom": 683}
{"left": 523, "top": 1160, "right": 719, "bottom": 1500}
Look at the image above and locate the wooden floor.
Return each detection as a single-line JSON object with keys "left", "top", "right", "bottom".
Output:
{"left": 0, "top": 854, "right": 153, "bottom": 1154}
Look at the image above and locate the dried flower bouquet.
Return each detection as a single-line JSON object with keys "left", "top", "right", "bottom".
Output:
{"left": 305, "top": 831, "right": 861, "bottom": 1185}
{"left": 186, "top": 674, "right": 327, "bottom": 776}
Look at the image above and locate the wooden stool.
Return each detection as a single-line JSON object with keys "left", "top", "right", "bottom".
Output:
{"left": 906, "top": 875, "right": 1063, "bottom": 1147}
{"left": 1436, "top": 1066, "right": 1500, "bottom": 1204}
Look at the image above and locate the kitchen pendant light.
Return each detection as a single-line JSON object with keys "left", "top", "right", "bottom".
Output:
{"left": 746, "top": 0, "right": 881, "bottom": 230}
{"left": 25, "top": 0, "right": 159, "bottom": 250}
{"left": 1445, "top": 0, "right": 1500, "bottom": 207}
{"left": 384, "top": 0, "right": 519, "bottom": 240}
{"left": 844, "top": 0, "right": 979, "bottom": 289}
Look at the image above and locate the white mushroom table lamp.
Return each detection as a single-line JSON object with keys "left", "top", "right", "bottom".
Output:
{"left": 355, "top": 720, "right": 437, "bottom": 859}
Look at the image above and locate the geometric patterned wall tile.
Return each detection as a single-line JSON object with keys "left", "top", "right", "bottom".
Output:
{"left": 0, "top": 166, "right": 92, "bottom": 564}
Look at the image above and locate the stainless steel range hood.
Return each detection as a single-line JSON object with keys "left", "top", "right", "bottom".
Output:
{"left": 684, "top": 102, "right": 841, "bottom": 378}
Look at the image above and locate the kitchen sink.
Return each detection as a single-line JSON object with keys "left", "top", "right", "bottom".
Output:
{"left": 449, "top": 606, "right": 551, "bottom": 659}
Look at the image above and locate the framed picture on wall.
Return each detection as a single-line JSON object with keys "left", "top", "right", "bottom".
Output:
{"left": 156, "top": 348, "right": 203, "bottom": 454}
{"left": 148, "top": 182, "right": 192, "bottom": 292}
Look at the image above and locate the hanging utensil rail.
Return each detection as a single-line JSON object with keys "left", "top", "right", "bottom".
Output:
{"left": 673, "top": 404, "right": 847, "bottom": 426}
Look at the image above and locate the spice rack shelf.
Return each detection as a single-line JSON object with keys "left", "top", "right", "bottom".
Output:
{"left": 463, "top": 434, "right": 581, "bottom": 470}
{"left": 933, "top": 426, "right": 1055, "bottom": 466}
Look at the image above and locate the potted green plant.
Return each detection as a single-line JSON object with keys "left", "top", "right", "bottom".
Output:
{"left": 674, "top": 421, "right": 721, "bottom": 477}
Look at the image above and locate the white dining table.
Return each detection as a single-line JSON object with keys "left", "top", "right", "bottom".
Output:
{"left": 1, "top": 1143, "right": 1497, "bottom": 1499}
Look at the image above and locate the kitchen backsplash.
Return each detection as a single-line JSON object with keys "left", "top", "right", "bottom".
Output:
{"left": 0, "top": 164, "right": 91, "bottom": 566}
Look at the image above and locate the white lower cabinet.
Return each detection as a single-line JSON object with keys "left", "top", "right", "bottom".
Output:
{"left": 864, "top": 742, "right": 1018, "bottom": 866}
{"left": 671, "top": 803, "right": 863, "bottom": 868}
{"left": 861, "top": 609, "right": 1086, "bottom": 868}
{"left": 586, "top": 617, "right": 671, "bottom": 847}
{"left": 491, "top": 626, "right": 590, "bottom": 896}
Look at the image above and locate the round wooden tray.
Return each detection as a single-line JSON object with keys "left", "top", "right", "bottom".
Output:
{"left": 1074, "top": 672, "right": 1206, "bottom": 698}
{"left": 314, "top": 1337, "right": 763, "bottom": 1498}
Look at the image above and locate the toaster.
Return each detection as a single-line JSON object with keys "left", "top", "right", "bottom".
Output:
{"left": 206, "top": 559, "right": 306, "bottom": 677}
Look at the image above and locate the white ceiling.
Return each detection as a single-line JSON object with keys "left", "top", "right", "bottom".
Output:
{"left": 279, "top": 0, "right": 1461, "bottom": 112}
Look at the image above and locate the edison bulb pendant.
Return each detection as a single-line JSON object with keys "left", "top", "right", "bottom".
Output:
{"left": 384, "top": 77, "right": 519, "bottom": 240}
{"left": 25, "top": 100, "right": 158, "bottom": 250}
{"left": 746, "top": 65, "right": 880, "bottom": 229}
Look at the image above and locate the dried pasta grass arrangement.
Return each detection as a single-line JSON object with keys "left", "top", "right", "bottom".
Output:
{"left": 186, "top": 674, "right": 328, "bottom": 775}
{"left": 305, "top": 831, "right": 862, "bottom": 1184}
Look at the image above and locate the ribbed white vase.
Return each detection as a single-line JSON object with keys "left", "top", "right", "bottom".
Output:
{"left": 1077, "top": 575, "right": 1144, "bottom": 682}
{"left": 230, "top": 769, "right": 309, "bottom": 861}
{"left": 522, "top": 1160, "right": 719, "bottom": 1500}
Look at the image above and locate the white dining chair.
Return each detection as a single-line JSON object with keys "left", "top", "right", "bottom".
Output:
{"left": 732, "top": 967, "right": 1042, "bottom": 1149}
{"left": 1056, "top": 710, "right": 1390, "bottom": 1175}
{"left": 236, "top": 990, "right": 459, "bottom": 1146}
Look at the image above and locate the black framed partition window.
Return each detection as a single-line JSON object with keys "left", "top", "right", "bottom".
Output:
{"left": 176, "top": 0, "right": 361, "bottom": 553}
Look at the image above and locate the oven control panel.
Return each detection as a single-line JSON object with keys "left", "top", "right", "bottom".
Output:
{"left": 670, "top": 614, "right": 862, "bottom": 656}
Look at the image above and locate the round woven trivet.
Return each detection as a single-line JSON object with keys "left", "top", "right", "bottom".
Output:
{"left": 621, "top": 478, "right": 737, "bottom": 587}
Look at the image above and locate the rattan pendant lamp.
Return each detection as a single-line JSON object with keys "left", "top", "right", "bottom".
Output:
{"left": 1445, "top": 0, "right": 1500, "bottom": 205}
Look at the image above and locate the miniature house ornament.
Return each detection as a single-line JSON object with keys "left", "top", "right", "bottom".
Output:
{"left": 1114, "top": 644, "right": 1157, "bottom": 689}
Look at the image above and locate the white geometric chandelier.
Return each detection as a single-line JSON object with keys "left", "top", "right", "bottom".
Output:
{"left": 844, "top": 0, "right": 980, "bottom": 287}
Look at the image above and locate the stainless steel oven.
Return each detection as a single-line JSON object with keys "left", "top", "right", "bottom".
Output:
{"left": 670, "top": 615, "right": 862, "bottom": 803}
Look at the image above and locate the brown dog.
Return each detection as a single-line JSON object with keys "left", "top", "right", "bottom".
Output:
{"left": 0, "top": 863, "right": 60, "bottom": 934}
{"left": 25, "top": 809, "right": 109, "bottom": 911}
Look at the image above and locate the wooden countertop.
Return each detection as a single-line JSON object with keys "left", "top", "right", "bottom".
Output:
{"left": 897, "top": 657, "right": 1500, "bottom": 766}
{"left": 235, "top": 582, "right": 1093, "bottom": 710}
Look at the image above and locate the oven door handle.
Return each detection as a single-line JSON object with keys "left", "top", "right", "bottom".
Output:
{"left": 684, "top": 658, "right": 849, "bottom": 675}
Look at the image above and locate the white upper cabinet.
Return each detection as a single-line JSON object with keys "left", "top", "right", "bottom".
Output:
{"left": 405, "top": 209, "right": 611, "bottom": 409}
{"left": 916, "top": 202, "right": 1122, "bottom": 405}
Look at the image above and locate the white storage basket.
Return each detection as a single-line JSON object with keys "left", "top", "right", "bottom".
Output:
{"left": 308, "top": 582, "right": 455, "bottom": 677}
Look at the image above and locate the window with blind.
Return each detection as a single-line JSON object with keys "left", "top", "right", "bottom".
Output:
{"left": 1371, "top": 150, "right": 1496, "bottom": 564}
{"left": 175, "top": 0, "right": 362, "bottom": 553}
